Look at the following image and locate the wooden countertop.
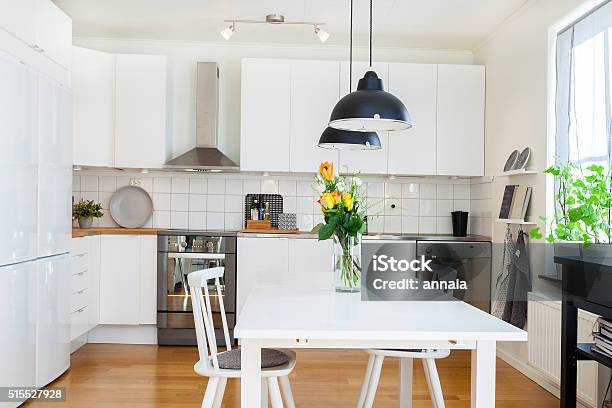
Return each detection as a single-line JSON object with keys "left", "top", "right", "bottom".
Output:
{"left": 72, "top": 227, "right": 162, "bottom": 238}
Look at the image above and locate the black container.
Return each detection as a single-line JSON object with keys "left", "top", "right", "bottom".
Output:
{"left": 451, "top": 211, "right": 469, "bottom": 237}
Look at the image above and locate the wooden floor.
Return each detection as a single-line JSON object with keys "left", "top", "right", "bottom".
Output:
{"left": 25, "top": 344, "right": 558, "bottom": 407}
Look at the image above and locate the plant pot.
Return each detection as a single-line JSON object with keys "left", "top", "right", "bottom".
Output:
{"left": 78, "top": 217, "right": 93, "bottom": 229}
{"left": 333, "top": 234, "right": 362, "bottom": 293}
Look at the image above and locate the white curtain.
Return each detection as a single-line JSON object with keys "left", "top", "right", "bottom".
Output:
{"left": 556, "top": 0, "right": 612, "bottom": 169}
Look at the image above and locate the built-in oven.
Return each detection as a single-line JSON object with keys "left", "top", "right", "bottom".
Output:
{"left": 157, "top": 231, "right": 236, "bottom": 345}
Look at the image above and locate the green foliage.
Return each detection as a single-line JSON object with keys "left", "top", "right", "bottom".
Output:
{"left": 72, "top": 199, "right": 103, "bottom": 220}
{"left": 529, "top": 163, "right": 611, "bottom": 244}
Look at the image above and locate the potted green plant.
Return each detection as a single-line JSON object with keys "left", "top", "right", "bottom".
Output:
{"left": 72, "top": 199, "right": 103, "bottom": 229}
{"left": 312, "top": 161, "right": 366, "bottom": 292}
{"left": 530, "top": 162, "right": 611, "bottom": 257}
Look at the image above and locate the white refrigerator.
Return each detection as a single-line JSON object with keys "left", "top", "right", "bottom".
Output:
{"left": 0, "top": 47, "right": 72, "bottom": 405}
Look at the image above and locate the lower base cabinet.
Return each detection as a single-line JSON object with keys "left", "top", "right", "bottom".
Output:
{"left": 236, "top": 237, "right": 333, "bottom": 316}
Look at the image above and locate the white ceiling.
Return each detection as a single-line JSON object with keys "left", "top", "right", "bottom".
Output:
{"left": 52, "top": 0, "right": 528, "bottom": 49}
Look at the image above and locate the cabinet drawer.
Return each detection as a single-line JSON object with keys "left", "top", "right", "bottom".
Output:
{"left": 71, "top": 238, "right": 89, "bottom": 256}
{"left": 71, "top": 270, "right": 88, "bottom": 293}
{"left": 70, "top": 306, "right": 89, "bottom": 340}
{"left": 71, "top": 253, "right": 88, "bottom": 274}
{"left": 71, "top": 288, "right": 88, "bottom": 313}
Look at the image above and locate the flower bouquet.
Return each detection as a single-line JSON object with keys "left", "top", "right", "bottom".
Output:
{"left": 312, "top": 162, "right": 366, "bottom": 292}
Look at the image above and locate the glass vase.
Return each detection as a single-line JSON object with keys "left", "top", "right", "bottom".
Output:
{"left": 333, "top": 234, "right": 362, "bottom": 293}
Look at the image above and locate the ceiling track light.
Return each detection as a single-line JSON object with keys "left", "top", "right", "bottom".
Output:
{"left": 220, "top": 15, "right": 329, "bottom": 42}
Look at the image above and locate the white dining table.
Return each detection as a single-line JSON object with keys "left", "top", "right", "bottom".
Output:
{"left": 234, "top": 284, "right": 527, "bottom": 408}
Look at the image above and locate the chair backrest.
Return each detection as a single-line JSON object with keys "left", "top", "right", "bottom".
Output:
{"left": 188, "top": 267, "right": 231, "bottom": 370}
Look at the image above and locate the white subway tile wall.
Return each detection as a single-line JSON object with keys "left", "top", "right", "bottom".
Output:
{"left": 73, "top": 172, "right": 475, "bottom": 234}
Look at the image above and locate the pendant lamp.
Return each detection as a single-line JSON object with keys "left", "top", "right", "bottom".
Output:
{"left": 328, "top": 0, "right": 412, "bottom": 132}
{"left": 318, "top": 0, "right": 381, "bottom": 149}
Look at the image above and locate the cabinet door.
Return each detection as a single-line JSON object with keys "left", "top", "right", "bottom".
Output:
{"left": 0, "top": 0, "right": 37, "bottom": 46}
{"left": 114, "top": 54, "right": 167, "bottom": 169}
{"left": 290, "top": 60, "right": 339, "bottom": 172}
{"left": 38, "top": 76, "right": 72, "bottom": 257}
{"left": 236, "top": 237, "right": 289, "bottom": 316}
{"left": 36, "top": 0, "right": 72, "bottom": 69}
{"left": 0, "top": 50, "right": 38, "bottom": 266}
{"left": 240, "top": 59, "right": 291, "bottom": 172}
{"left": 338, "top": 61, "right": 390, "bottom": 174}
{"left": 36, "top": 255, "right": 70, "bottom": 387}
{"left": 139, "top": 236, "right": 157, "bottom": 325}
{"left": 0, "top": 261, "right": 36, "bottom": 390}
{"left": 99, "top": 235, "right": 142, "bottom": 325}
{"left": 388, "top": 63, "right": 437, "bottom": 175}
{"left": 288, "top": 239, "right": 333, "bottom": 289}
{"left": 436, "top": 65, "right": 485, "bottom": 176}
{"left": 72, "top": 46, "right": 116, "bottom": 167}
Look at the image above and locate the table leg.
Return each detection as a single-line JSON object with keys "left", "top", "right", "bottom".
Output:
{"left": 470, "top": 340, "right": 496, "bottom": 408}
{"left": 399, "top": 357, "right": 413, "bottom": 408}
{"left": 241, "top": 339, "right": 262, "bottom": 407}
{"left": 560, "top": 287, "right": 578, "bottom": 408}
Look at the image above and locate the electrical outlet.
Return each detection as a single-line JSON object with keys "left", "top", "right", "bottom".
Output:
{"left": 130, "top": 178, "right": 143, "bottom": 187}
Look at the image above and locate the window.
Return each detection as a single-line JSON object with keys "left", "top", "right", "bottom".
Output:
{"left": 555, "top": 0, "right": 612, "bottom": 169}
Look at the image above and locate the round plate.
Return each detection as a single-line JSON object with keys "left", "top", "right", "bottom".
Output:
{"left": 504, "top": 150, "right": 519, "bottom": 172}
{"left": 512, "top": 147, "right": 532, "bottom": 170}
{"left": 109, "top": 186, "right": 153, "bottom": 228}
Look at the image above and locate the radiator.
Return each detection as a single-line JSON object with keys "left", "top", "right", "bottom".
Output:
{"left": 527, "top": 294, "right": 599, "bottom": 407}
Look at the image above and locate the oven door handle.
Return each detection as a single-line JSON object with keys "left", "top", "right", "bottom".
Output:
{"left": 168, "top": 253, "right": 226, "bottom": 260}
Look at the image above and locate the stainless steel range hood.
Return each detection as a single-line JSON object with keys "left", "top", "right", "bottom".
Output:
{"left": 165, "top": 62, "right": 239, "bottom": 171}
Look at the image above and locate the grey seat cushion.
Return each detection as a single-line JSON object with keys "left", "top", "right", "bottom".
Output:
{"left": 216, "top": 348, "right": 289, "bottom": 370}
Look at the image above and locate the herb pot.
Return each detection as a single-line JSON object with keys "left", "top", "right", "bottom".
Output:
{"left": 78, "top": 216, "right": 93, "bottom": 229}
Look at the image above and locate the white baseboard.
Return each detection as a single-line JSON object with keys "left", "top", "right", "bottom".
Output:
{"left": 87, "top": 325, "right": 157, "bottom": 345}
{"left": 497, "top": 346, "right": 593, "bottom": 408}
{"left": 70, "top": 334, "right": 88, "bottom": 353}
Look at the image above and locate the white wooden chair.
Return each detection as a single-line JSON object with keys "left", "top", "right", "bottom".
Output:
{"left": 189, "top": 267, "right": 297, "bottom": 408}
{"left": 357, "top": 349, "right": 450, "bottom": 408}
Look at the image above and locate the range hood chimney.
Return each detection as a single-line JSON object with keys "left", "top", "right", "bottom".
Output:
{"left": 165, "top": 62, "right": 239, "bottom": 171}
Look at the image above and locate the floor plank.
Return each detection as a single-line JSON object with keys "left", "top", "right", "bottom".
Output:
{"left": 25, "top": 345, "right": 559, "bottom": 407}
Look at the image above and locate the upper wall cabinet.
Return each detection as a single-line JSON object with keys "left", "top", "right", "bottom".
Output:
{"left": 114, "top": 54, "right": 167, "bottom": 169}
{"left": 72, "top": 47, "right": 116, "bottom": 167}
{"left": 72, "top": 49, "right": 168, "bottom": 169}
{"left": 0, "top": 0, "right": 72, "bottom": 69}
{"left": 240, "top": 59, "right": 291, "bottom": 172}
{"left": 290, "top": 60, "right": 339, "bottom": 173}
{"left": 436, "top": 65, "right": 485, "bottom": 176}
{"left": 338, "top": 62, "right": 390, "bottom": 174}
{"left": 387, "top": 63, "right": 438, "bottom": 175}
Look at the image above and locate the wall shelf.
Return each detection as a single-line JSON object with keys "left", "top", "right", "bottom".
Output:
{"left": 496, "top": 219, "right": 537, "bottom": 225}
{"left": 497, "top": 169, "right": 538, "bottom": 177}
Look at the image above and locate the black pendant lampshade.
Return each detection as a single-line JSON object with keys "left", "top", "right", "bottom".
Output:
{"left": 318, "top": 127, "right": 381, "bottom": 150}
{"left": 329, "top": 71, "right": 412, "bottom": 132}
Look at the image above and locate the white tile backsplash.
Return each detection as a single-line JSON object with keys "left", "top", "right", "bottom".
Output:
{"left": 73, "top": 171, "right": 472, "bottom": 232}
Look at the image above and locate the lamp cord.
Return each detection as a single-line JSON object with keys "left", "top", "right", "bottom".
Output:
{"left": 349, "top": 0, "right": 353, "bottom": 92}
{"left": 369, "top": 0, "right": 373, "bottom": 68}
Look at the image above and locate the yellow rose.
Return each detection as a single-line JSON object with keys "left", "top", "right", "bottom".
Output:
{"left": 318, "top": 192, "right": 336, "bottom": 210}
{"left": 319, "top": 161, "right": 335, "bottom": 181}
{"left": 342, "top": 193, "right": 354, "bottom": 211}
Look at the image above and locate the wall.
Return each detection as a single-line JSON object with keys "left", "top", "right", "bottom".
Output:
{"left": 73, "top": 170, "right": 472, "bottom": 235}
{"left": 472, "top": 0, "right": 600, "bottom": 397}
{"left": 73, "top": 37, "right": 473, "bottom": 163}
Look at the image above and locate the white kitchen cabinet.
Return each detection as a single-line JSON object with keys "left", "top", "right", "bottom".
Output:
{"left": 38, "top": 75, "right": 72, "bottom": 257}
{"left": 236, "top": 237, "right": 289, "bottom": 315}
{"left": 338, "top": 62, "right": 390, "bottom": 174}
{"left": 0, "top": 50, "right": 38, "bottom": 266}
{"left": 35, "top": 255, "right": 70, "bottom": 387}
{"left": 99, "top": 235, "right": 157, "bottom": 325}
{"left": 240, "top": 59, "right": 291, "bottom": 172}
{"left": 114, "top": 54, "right": 167, "bottom": 169}
{"left": 288, "top": 239, "right": 333, "bottom": 289}
{"left": 387, "top": 63, "right": 438, "bottom": 175}
{"left": 0, "top": 0, "right": 71, "bottom": 69}
{"left": 70, "top": 235, "right": 101, "bottom": 340}
{"left": 72, "top": 47, "right": 116, "bottom": 167}
{"left": 290, "top": 60, "right": 339, "bottom": 172}
{"left": 436, "top": 64, "right": 485, "bottom": 176}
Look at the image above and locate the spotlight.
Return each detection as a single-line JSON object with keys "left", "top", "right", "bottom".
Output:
{"left": 220, "top": 23, "right": 235, "bottom": 40}
{"left": 314, "top": 25, "right": 330, "bottom": 42}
